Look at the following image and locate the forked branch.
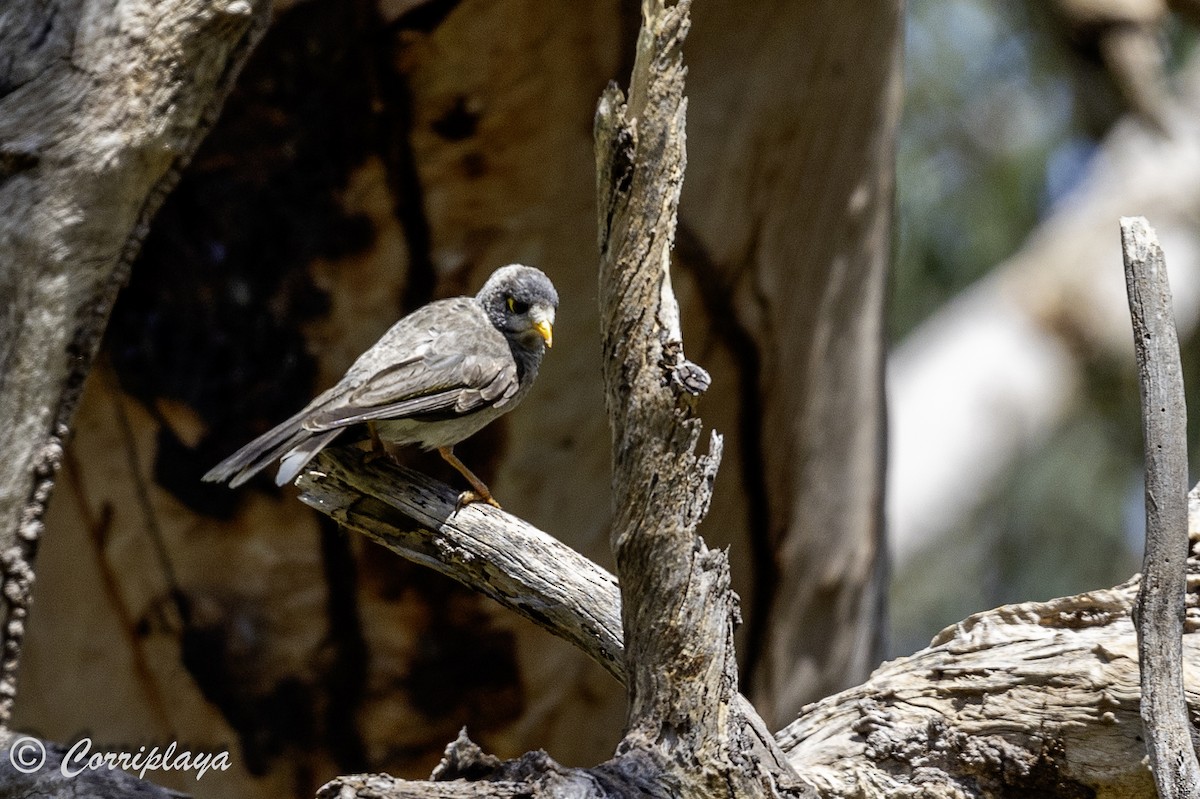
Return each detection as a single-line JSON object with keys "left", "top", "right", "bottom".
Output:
{"left": 309, "top": 0, "right": 800, "bottom": 795}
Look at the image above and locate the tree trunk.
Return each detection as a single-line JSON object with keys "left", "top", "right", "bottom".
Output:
{"left": 3, "top": 1, "right": 1196, "bottom": 798}
{"left": 11, "top": 1, "right": 894, "bottom": 794}
{"left": 0, "top": 0, "right": 268, "bottom": 731}
{"left": 677, "top": 0, "right": 900, "bottom": 725}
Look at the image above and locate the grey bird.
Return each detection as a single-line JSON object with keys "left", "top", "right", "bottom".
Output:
{"left": 203, "top": 264, "right": 558, "bottom": 507}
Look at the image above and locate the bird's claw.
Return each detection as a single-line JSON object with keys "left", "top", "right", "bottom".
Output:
{"left": 455, "top": 490, "right": 502, "bottom": 511}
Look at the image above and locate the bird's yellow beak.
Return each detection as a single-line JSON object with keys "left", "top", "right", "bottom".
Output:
{"left": 534, "top": 319, "right": 553, "bottom": 348}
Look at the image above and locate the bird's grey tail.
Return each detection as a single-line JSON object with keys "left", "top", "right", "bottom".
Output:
{"left": 202, "top": 409, "right": 342, "bottom": 489}
{"left": 274, "top": 430, "right": 340, "bottom": 486}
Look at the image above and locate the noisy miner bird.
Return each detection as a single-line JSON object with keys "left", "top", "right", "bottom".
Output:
{"left": 203, "top": 264, "right": 558, "bottom": 508}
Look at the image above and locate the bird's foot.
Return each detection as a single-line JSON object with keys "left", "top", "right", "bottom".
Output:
{"left": 455, "top": 490, "right": 502, "bottom": 511}
{"left": 440, "top": 446, "right": 502, "bottom": 511}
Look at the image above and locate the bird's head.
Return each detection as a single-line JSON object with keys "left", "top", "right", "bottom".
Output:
{"left": 477, "top": 265, "right": 559, "bottom": 351}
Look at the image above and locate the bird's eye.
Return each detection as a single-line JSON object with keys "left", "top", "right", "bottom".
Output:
{"left": 506, "top": 296, "right": 530, "bottom": 314}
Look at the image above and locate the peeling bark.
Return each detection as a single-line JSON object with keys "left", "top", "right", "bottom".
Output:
{"left": 0, "top": 0, "right": 271, "bottom": 729}
{"left": 316, "top": 0, "right": 804, "bottom": 795}
{"left": 301, "top": 447, "right": 1200, "bottom": 797}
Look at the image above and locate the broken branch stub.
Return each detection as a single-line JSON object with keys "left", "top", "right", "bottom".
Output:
{"left": 594, "top": 0, "right": 799, "bottom": 794}
{"left": 1119, "top": 215, "right": 1200, "bottom": 799}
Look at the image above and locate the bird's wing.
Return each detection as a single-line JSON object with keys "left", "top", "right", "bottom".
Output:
{"left": 301, "top": 299, "right": 520, "bottom": 431}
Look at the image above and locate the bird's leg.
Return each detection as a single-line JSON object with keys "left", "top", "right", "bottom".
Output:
{"left": 438, "top": 446, "right": 501, "bottom": 509}
{"left": 365, "top": 423, "right": 406, "bottom": 465}
{"left": 364, "top": 422, "right": 388, "bottom": 463}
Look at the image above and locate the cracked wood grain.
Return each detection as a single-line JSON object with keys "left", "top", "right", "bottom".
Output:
{"left": 593, "top": 0, "right": 799, "bottom": 794}
{"left": 0, "top": 0, "right": 271, "bottom": 730}
{"left": 302, "top": 453, "right": 1200, "bottom": 798}
{"left": 1120, "top": 216, "right": 1200, "bottom": 799}
{"left": 297, "top": 449, "right": 626, "bottom": 681}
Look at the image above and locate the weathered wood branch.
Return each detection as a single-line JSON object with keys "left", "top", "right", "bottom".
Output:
{"left": 1120, "top": 216, "right": 1200, "bottom": 798}
{"left": 296, "top": 450, "right": 808, "bottom": 776}
{"left": 777, "top": 493, "right": 1200, "bottom": 797}
{"left": 593, "top": 0, "right": 799, "bottom": 794}
{"left": 301, "top": 453, "right": 1200, "bottom": 798}
{"left": 0, "top": 0, "right": 270, "bottom": 728}
{"left": 595, "top": 0, "right": 723, "bottom": 740}
{"left": 297, "top": 450, "right": 625, "bottom": 681}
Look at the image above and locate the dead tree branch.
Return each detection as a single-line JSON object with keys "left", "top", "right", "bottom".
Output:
{"left": 591, "top": 0, "right": 799, "bottom": 793}
{"left": 1120, "top": 216, "right": 1200, "bottom": 799}
{"left": 313, "top": 0, "right": 800, "bottom": 795}
{"left": 297, "top": 450, "right": 625, "bottom": 681}
{"left": 299, "top": 452, "right": 1200, "bottom": 797}
{"left": 296, "top": 450, "right": 807, "bottom": 776}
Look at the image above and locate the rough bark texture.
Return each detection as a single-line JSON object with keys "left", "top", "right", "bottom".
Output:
{"left": 297, "top": 451, "right": 625, "bottom": 682}
{"left": 593, "top": 0, "right": 743, "bottom": 781}
{"left": 298, "top": 442, "right": 1200, "bottom": 798}
{"left": 1120, "top": 217, "right": 1199, "bottom": 799}
{"left": 595, "top": 4, "right": 798, "bottom": 787}
{"left": 10, "top": 2, "right": 896, "bottom": 793}
{"left": 0, "top": 0, "right": 270, "bottom": 729}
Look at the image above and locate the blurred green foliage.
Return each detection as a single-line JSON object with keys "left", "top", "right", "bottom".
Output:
{"left": 894, "top": 0, "right": 1092, "bottom": 340}
{"left": 890, "top": 0, "right": 1200, "bottom": 656}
